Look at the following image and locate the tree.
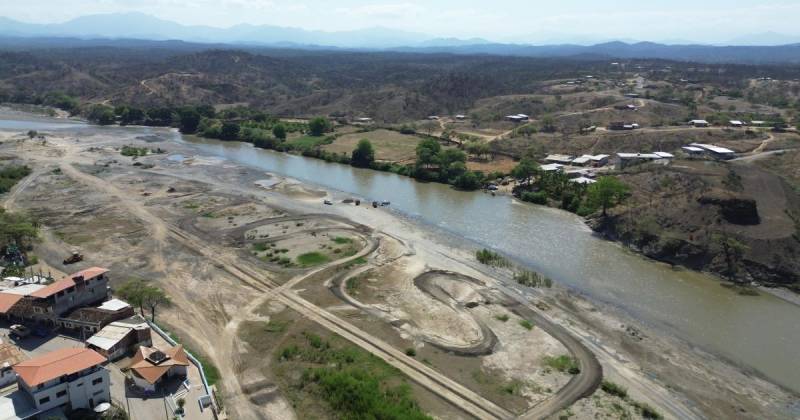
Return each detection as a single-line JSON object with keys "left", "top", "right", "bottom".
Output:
{"left": 272, "top": 123, "right": 287, "bottom": 140}
{"left": 511, "top": 158, "right": 539, "bottom": 185}
{"left": 87, "top": 105, "right": 116, "bottom": 125}
{"left": 415, "top": 138, "right": 442, "bottom": 169}
{"left": 120, "top": 107, "right": 145, "bottom": 125}
{"left": 176, "top": 397, "right": 186, "bottom": 414}
{"left": 541, "top": 115, "right": 556, "bottom": 133}
{"left": 308, "top": 117, "right": 331, "bottom": 137}
{"left": 142, "top": 286, "right": 171, "bottom": 322}
{"left": 712, "top": 233, "right": 748, "bottom": 281}
{"left": 586, "top": 176, "right": 629, "bottom": 216}
{"left": 178, "top": 108, "right": 202, "bottom": 134}
{"left": 26, "top": 130, "right": 38, "bottom": 140}
{"left": 351, "top": 139, "right": 375, "bottom": 168}
{"left": 453, "top": 171, "right": 482, "bottom": 190}
{"left": 220, "top": 122, "right": 241, "bottom": 141}
{"left": 117, "top": 278, "right": 148, "bottom": 316}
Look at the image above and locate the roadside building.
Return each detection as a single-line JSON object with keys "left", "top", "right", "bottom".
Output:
{"left": 455, "top": 115, "right": 466, "bottom": 120}
{"left": 0, "top": 342, "right": 26, "bottom": 388}
{"left": 751, "top": 120, "right": 767, "bottom": 127}
{"left": 545, "top": 154, "right": 574, "bottom": 165}
{"left": 539, "top": 163, "right": 564, "bottom": 173}
{"left": 505, "top": 114, "right": 529, "bottom": 123}
{"left": 129, "top": 345, "right": 190, "bottom": 392}
{"left": 689, "top": 143, "right": 736, "bottom": 160}
{"left": 86, "top": 315, "right": 152, "bottom": 361}
{"left": 616, "top": 152, "right": 674, "bottom": 170}
{"left": 729, "top": 120, "right": 744, "bottom": 128}
{"left": 608, "top": 121, "right": 637, "bottom": 130}
{"left": 13, "top": 348, "right": 110, "bottom": 414}
{"left": 354, "top": 117, "right": 373, "bottom": 124}
{"left": 570, "top": 177, "right": 597, "bottom": 185}
{"left": 682, "top": 146, "right": 705, "bottom": 157}
{"left": 427, "top": 115, "right": 439, "bottom": 120}
{"left": 571, "top": 154, "right": 610, "bottom": 167}
{"left": 58, "top": 299, "right": 135, "bottom": 337}
{"left": 689, "top": 119, "right": 710, "bottom": 127}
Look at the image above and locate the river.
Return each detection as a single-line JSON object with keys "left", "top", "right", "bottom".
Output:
{"left": 2, "top": 115, "right": 800, "bottom": 393}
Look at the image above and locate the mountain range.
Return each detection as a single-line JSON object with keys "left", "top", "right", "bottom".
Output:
{"left": 1, "top": 13, "right": 799, "bottom": 64}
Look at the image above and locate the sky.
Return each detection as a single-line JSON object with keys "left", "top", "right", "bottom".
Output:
{"left": 1, "top": 0, "right": 799, "bottom": 43}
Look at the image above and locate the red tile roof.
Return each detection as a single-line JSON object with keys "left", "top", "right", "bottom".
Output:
{"left": 0, "top": 293, "right": 23, "bottom": 314}
{"left": 13, "top": 348, "right": 106, "bottom": 387}
{"left": 130, "top": 345, "right": 190, "bottom": 385}
{"left": 30, "top": 267, "right": 109, "bottom": 299}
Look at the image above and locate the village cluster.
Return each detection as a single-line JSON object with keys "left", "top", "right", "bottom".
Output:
{"left": 0, "top": 268, "right": 214, "bottom": 420}
{"left": 536, "top": 140, "right": 735, "bottom": 186}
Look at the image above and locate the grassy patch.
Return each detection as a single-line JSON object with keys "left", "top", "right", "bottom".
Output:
{"left": 332, "top": 236, "right": 353, "bottom": 244}
{"left": 518, "top": 320, "right": 534, "bottom": 330}
{"left": 252, "top": 242, "right": 269, "bottom": 252}
{"left": 344, "top": 256, "right": 368, "bottom": 268}
{"left": 120, "top": 145, "right": 150, "bottom": 157}
{"left": 476, "top": 248, "right": 510, "bottom": 267}
{"left": 0, "top": 165, "right": 31, "bottom": 194}
{"left": 543, "top": 355, "right": 580, "bottom": 375}
{"left": 285, "top": 135, "right": 334, "bottom": 152}
{"left": 297, "top": 252, "right": 331, "bottom": 267}
{"left": 494, "top": 314, "right": 510, "bottom": 322}
{"left": 275, "top": 330, "right": 432, "bottom": 420}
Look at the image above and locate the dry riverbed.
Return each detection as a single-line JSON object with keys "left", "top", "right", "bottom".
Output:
{"left": 0, "top": 125, "right": 797, "bottom": 420}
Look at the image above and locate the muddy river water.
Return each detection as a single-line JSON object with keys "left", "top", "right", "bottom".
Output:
{"left": 2, "top": 115, "right": 800, "bottom": 393}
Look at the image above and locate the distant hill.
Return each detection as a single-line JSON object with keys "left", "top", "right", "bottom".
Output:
{"left": 1, "top": 13, "right": 800, "bottom": 64}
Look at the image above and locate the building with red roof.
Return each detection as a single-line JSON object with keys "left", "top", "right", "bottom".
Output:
{"left": 129, "top": 345, "right": 190, "bottom": 392}
{"left": 13, "top": 347, "right": 110, "bottom": 413}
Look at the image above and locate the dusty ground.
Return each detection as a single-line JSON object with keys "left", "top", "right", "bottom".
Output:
{"left": 0, "top": 124, "right": 798, "bottom": 420}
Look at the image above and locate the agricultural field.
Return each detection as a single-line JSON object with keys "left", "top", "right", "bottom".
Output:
{"left": 324, "top": 129, "right": 422, "bottom": 162}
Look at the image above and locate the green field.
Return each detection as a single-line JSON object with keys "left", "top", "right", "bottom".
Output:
{"left": 324, "top": 129, "right": 422, "bottom": 162}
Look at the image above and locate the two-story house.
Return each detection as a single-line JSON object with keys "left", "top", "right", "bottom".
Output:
{"left": 13, "top": 348, "right": 110, "bottom": 413}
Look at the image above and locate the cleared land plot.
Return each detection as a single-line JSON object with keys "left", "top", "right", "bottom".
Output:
{"left": 324, "top": 129, "right": 421, "bottom": 162}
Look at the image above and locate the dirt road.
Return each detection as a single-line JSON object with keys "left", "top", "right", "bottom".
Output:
{"left": 54, "top": 160, "right": 515, "bottom": 420}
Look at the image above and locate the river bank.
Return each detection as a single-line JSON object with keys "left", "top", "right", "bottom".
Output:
{"left": 0, "top": 115, "right": 799, "bottom": 418}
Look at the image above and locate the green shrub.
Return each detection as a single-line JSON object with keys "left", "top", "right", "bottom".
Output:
{"left": 600, "top": 380, "right": 628, "bottom": 398}
{"left": 297, "top": 252, "right": 330, "bottom": 267}
{"left": 405, "top": 348, "right": 417, "bottom": 357}
{"left": 543, "top": 355, "right": 580, "bottom": 375}
{"left": 519, "top": 320, "right": 534, "bottom": 330}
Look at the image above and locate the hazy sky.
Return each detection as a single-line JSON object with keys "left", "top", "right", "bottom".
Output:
{"left": 1, "top": 0, "right": 799, "bottom": 42}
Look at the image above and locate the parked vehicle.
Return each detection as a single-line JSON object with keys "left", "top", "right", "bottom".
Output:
{"left": 323, "top": 200, "right": 333, "bottom": 205}
{"left": 10, "top": 324, "right": 31, "bottom": 338}
{"left": 63, "top": 251, "right": 84, "bottom": 265}
{"left": 372, "top": 201, "right": 378, "bottom": 208}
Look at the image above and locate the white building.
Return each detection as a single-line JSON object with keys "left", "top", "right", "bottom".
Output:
{"left": 539, "top": 163, "right": 564, "bottom": 172}
{"left": 682, "top": 146, "right": 705, "bottom": 156}
{"left": 616, "top": 152, "right": 674, "bottom": 169}
{"left": 545, "top": 154, "right": 574, "bottom": 165}
{"left": 87, "top": 315, "right": 152, "bottom": 361}
{"left": 689, "top": 119, "right": 710, "bottom": 127}
{"left": 13, "top": 348, "right": 110, "bottom": 414}
{"left": 729, "top": 120, "right": 744, "bottom": 127}
{"left": 689, "top": 143, "right": 736, "bottom": 160}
